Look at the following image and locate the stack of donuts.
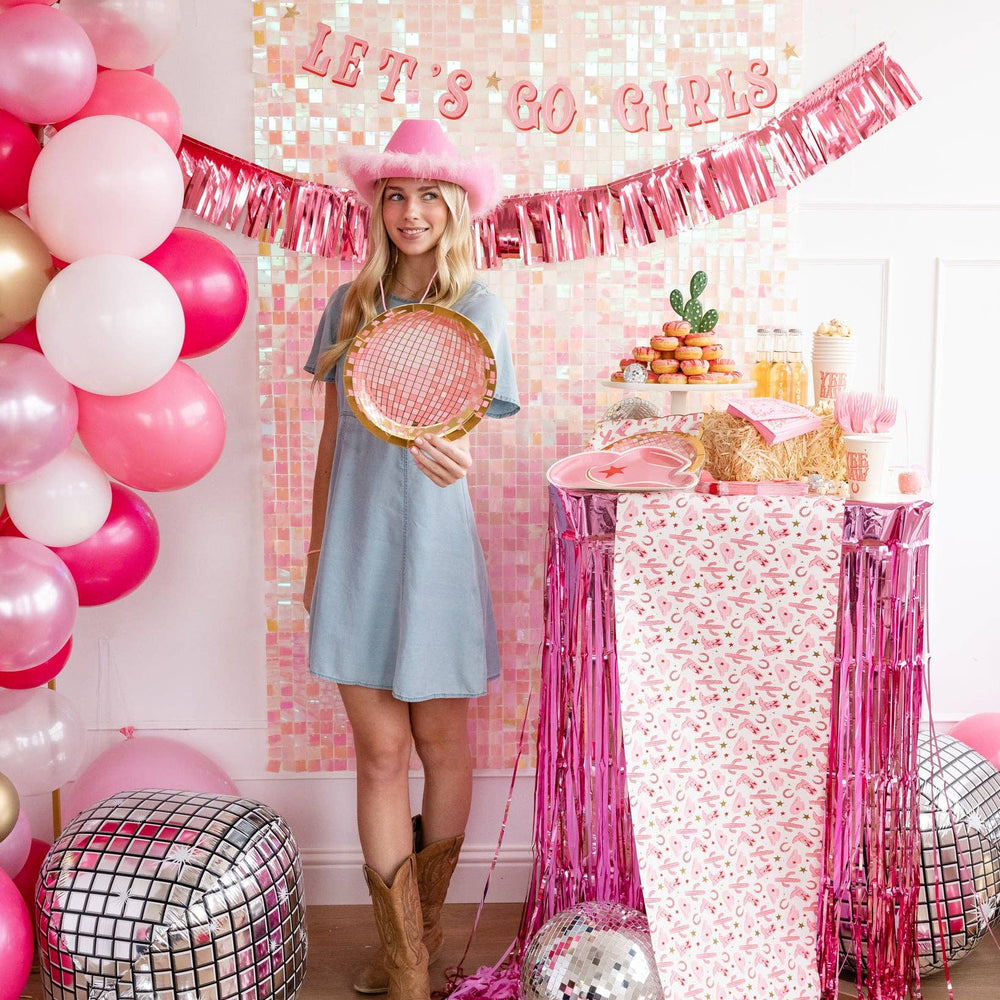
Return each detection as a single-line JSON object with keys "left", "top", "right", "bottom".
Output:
{"left": 609, "top": 319, "right": 745, "bottom": 385}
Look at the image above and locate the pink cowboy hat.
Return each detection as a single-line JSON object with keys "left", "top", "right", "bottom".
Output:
{"left": 340, "top": 119, "right": 500, "bottom": 218}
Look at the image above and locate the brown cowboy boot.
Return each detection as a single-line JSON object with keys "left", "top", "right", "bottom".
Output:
{"left": 361, "top": 855, "right": 430, "bottom": 1000}
{"left": 354, "top": 818, "right": 464, "bottom": 995}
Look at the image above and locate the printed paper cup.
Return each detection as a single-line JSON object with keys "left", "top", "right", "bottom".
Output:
{"left": 842, "top": 432, "right": 892, "bottom": 501}
{"left": 811, "top": 335, "right": 856, "bottom": 402}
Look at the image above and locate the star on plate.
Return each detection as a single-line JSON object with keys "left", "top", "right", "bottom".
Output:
{"left": 599, "top": 464, "right": 626, "bottom": 478}
{"left": 486, "top": 71, "right": 500, "bottom": 90}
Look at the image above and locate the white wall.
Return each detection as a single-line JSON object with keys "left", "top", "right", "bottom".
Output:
{"left": 23, "top": 0, "right": 1000, "bottom": 904}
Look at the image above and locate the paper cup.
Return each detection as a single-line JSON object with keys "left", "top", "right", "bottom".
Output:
{"left": 811, "top": 335, "right": 856, "bottom": 402}
{"left": 842, "top": 433, "right": 892, "bottom": 501}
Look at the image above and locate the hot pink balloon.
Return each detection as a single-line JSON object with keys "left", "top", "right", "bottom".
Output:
{"left": 0, "top": 109, "right": 40, "bottom": 210}
{"left": 49, "top": 482, "right": 158, "bottom": 604}
{"left": 0, "top": 868, "right": 32, "bottom": 1000}
{"left": 63, "top": 734, "right": 238, "bottom": 822}
{"left": 76, "top": 361, "right": 226, "bottom": 491}
{"left": 950, "top": 713, "right": 1000, "bottom": 771}
{"left": 11, "top": 836, "right": 48, "bottom": 926}
{"left": 144, "top": 228, "right": 250, "bottom": 356}
{"left": 0, "top": 320, "right": 40, "bottom": 351}
{"left": 0, "top": 5, "right": 97, "bottom": 124}
{"left": 0, "top": 537, "right": 77, "bottom": 671}
{"left": 0, "top": 343, "right": 78, "bottom": 483}
{"left": 0, "top": 636, "right": 71, "bottom": 689}
{"left": 56, "top": 68, "right": 181, "bottom": 151}
{"left": 0, "top": 2, "right": 58, "bottom": 8}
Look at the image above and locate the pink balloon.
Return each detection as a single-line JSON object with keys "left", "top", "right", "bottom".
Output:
{"left": 144, "top": 228, "right": 250, "bottom": 357}
{"left": 0, "top": 868, "right": 32, "bottom": 1000}
{"left": 77, "top": 361, "right": 226, "bottom": 491}
{"left": 949, "top": 713, "right": 1000, "bottom": 771}
{"left": 0, "top": 5, "right": 97, "bottom": 125}
{"left": 11, "top": 836, "right": 48, "bottom": 926}
{"left": 63, "top": 735, "right": 238, "bottom": 822}
{"left": 0, "top": 109, "right": 40, "bottom": 210}
{"left": 0, "top": 803, "right": 30, "bottom": 876}
{"left": 50, "top": 483, "right": 159, "bottom": 604}
{"left": 0, "top": 343, "right": 79, "bottom": 483}
{"left": 0, "top": 636, "right": 71, "bottom": 689}
{"left": 56, "top": 68, "right": 181, "bottom": 151}
{"left": 0, "top": 2, "right": 58, "bottom": 8}
{"left": 59, "top": 0, "right": 180, "bottom": 71}
{"left": 0, "top": 536, "right": 77, "bottom": 671}
{"left": 0, "top": 319, "right": 40, "bottom": 351}
{"left": 27, "top": 115, "right": 183, "bottom": 262}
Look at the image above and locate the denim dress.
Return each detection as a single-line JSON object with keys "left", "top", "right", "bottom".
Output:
{"left": 304, "top": 280, "right": 520, "bottom": 701}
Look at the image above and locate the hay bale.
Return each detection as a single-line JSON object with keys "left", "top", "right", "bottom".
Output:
{"left": 700, "top": 407, "right": 846, "bottom": 482}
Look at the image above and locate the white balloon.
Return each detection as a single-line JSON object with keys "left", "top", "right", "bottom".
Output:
{"left": 27, "top": 115, "right": 183, "bottom": 262}
{"left": 59, "top": 0, "right": 182, "bottom": 70}
{"left": 0, "top": 688, "right": 85, "bottom": 795}
{"left": 5, "top": 447, "right": 112, "bottom": 547}
{"left": 36, "top": 255, "right": 184, "bottom": 395}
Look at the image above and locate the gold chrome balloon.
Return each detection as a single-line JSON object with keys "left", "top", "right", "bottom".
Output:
{"left": 0, "top": 769, "right": 20, "bottom": 843}
{"left": 0, "top": 209, "right": 56, "bottom": 340}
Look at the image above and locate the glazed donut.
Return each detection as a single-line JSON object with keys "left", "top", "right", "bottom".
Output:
{"left": 684, "top": 333, "right": 714, "bottom": 347}
{"left": 662, "top": 319, "right": 691, "bottom": 335}
{"left": 633, "top": 346, "right": 656, "bottom": 363}
{"left": 686, "top": 373, "right": 713, "bottom": 384}
{"left": 701, "top": 342, "right": 724, "bottom": 361}
{"left": 619, "top": 356, "right": 636, "bottom": 370}
{"left": 651, "top": 357, "right": 680, "bottom": 374}
{"left": 709, "top": 358, "right": 737, "bottom": 373}
{"left": 674, "top": 345, "right": 703, "bottom": 360}
{"left": 650, "top": 334, "right": 680, "bottom": 352}
{"left": 646, "top": 370, "right": 660, "bottom": 382}
{"left": 658, "top": 372, "right": 687, "bottom": 384}
{"left": 610, "top": 370, "right": 626, "bottom": 381}
{"left": 680, "top": 359, "right": 710, "bottom": 376}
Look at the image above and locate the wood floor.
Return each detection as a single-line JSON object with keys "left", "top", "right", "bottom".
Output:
{"left": 19, "top": 903, "right": 1000, "bottom": 999}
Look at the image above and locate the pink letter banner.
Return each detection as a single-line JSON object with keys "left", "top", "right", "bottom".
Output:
{"left": 614, "top": 493, "right": 845, "bottom": 999}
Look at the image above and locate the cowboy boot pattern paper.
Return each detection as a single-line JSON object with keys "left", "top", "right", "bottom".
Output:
{"left": 613, "top": 492, "right": 844, "bottom": 1000}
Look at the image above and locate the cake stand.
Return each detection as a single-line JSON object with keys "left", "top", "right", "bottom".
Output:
{"left": 599, "top": 380, "right": 757, "bottom": 415}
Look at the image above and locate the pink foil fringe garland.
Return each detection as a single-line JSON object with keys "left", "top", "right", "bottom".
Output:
{"left": 181, "top": 42, "right": 919, "bottom": 266}
{"left": 447, "top": 493, "right": 932, "bottom": 999}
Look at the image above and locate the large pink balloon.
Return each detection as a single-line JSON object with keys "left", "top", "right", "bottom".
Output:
{"left": 0, "top": 636, "right": 71, "bottom": 689}
{"left": 63, "top": 735, "right": 238, "bottom": 821}
{"left": 27, "top": 114, "right": 183, "bottom": 262}
{"left": 57, "top": 68, "right": 181, "bottom": 151}
{"left": 0, "top": 5, "right": 97, "bottom": 124}
{"left": 0, "top": 109, "right": 40, "bottom": 210}
{"left": 0, "top": 868, "right": 32, "bottom": 1000}
{"left": 144, "top": 228, "right": 250, "bottom": 356}
{"left": 950, "top": 713, "right": 1000, "bottom": 771}
{"left": 0, "top": 343, "right": 78, "bottom": 483}
{"left": 59, "top": 0, "right": 181, "bottom": 71}
{"left": 77, "top": 361, "right": 226, "bottom": 491}
{"left": 50, "top": 482, "right": 159, "bottom": 604}
{"left": 0, "top": 536, "right": 77, "bottom": 671}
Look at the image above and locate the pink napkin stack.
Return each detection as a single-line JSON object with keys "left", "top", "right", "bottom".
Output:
{"left": 727, "top": 397, "right": 822, "bottom": 445}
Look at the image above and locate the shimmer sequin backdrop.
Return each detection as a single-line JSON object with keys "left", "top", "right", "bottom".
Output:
{"left": 255, "top": 0, "right": 802, "bottom": 771}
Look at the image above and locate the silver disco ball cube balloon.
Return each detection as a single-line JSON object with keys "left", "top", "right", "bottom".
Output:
{"left": 521, "top": 901, "right": 662, "bottom": 1000}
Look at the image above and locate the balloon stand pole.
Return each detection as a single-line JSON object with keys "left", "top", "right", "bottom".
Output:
{"left": 48, "top": 677, "right": 62, "bottom": 838}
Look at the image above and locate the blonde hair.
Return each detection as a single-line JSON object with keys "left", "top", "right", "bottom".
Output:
{"left": 313, "top": 178, "right": 476, "bottom": 380}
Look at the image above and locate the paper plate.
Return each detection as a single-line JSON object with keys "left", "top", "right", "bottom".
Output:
{"left": 546, "top": 442, "right": 703, "bottom": 492}
{"left": 344, "top": 304, "right": 497, "bottom": 446}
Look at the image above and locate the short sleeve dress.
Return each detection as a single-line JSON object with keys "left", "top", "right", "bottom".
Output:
{"left": 304, "top": 279, "right": 520, "bottom": 701}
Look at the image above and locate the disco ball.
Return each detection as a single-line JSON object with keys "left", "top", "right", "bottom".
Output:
{"left": 602, "top": 397, "right": 660, "bottom": 422}
{"left": 838, "top": 731, "right": 1000, "bottom": 977}
{"left": 521, "top": 901, "right": 662, "bottom": 1000}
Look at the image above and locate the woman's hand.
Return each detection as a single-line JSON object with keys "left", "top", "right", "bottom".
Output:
{"left": 409, "top": 433, "right": 472, "bottom": 487}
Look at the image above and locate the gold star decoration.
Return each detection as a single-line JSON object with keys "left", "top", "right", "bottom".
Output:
{"left": 587, "top": 84, "right": 604, "bottom": 101}
{"left": 282, "top": 4, "right": 300, "bottom": 20}
{"left": 486, "top": 71, "right": 500, "bottom": 90}
{"left": 783, "top": 42, "right": 798, "bottom": 58}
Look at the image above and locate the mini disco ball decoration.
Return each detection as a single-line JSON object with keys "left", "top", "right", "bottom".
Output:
{"left": 838, "top": 731, "right": 1000, "bottom": 977}
{"left": 36, "top": 788, "right": 307, "bottom": 1000}
{"left": 914, "top": 731, "right": 1000, "bottom": 974}
{"left": 602, "top": 397, "right": 660, "bottom": 422}
{"left": 520, "top": 901, "right": 663, "bottom": 1000}
{"left": 622, "top": 363, "right": 647, "bottom": 383}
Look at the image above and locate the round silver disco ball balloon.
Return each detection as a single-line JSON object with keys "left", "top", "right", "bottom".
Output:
{"left": 521, "top": 901, "right": 662, "bottom": 1000}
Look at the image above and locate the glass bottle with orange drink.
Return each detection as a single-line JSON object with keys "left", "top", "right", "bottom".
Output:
{"left": 751, "top": 326, "right": 772, "bottom": 397}
{"left": 768, "top": 327, "right": 791, "bottom": 400}
{"left": 787, "top": 328, "right": 808, "bottom": 405}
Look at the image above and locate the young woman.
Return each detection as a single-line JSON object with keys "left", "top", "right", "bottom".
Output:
{"left": 303, "top": 120, "right": 519, "bottom": 999}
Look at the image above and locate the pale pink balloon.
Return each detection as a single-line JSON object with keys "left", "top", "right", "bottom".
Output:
{"left": 58, "top": 0, "right": 180, "bottom": 70}
{"left": 0, "top": 687, "right": 84, "bottom": 792}
{"left": 56, "top": 68, "right": 181, "bottom": 151}
{"left": 950, "top": 713, "right": 1000, "bottom": 771}
{"left": 27, "top": 115, "right": 183, "bottom": 262}
{"left": 0, "top": 803, "right": 30, "bottom": 876}
{"left": 76, "top": 361, "right": 226, "bottom": 492}
{"left": 0, "top": 5, "right": 97, "bottom": 124}
{"left": 0, "top": 343, "right": 78, "bottom": 484}
{"left": 0, "top": 537, "right": 77, "bottom": 671}
{"left": 63, "top": 735, "right": 237, "bottom": 822}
